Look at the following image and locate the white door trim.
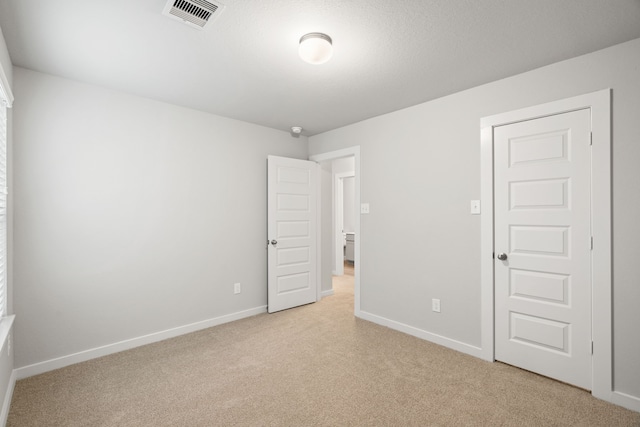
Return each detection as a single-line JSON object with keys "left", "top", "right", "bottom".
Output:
{"left": 334, "top": 171, "right": 355, "bottom": 276}
{"left": 310, "top": 146, "right": 361, "bottom": 316}
{"left": 480, "top": 90, "right": 612, "bottom": 401}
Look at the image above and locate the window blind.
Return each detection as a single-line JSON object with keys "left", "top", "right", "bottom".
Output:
{"left": 0, "top": 103, "right": 6, "bottom": 318}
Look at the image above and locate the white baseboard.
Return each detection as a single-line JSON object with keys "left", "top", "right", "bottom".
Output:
{"left": 0, "top": 369, "right": 16, "bottom": 427}
{"left": 610, "top": 390, "right": 640, "bottom": 413}
{"left": 321, "top": 289, "right": 335, "bottom": 298}
{"left": 357, "top": 312, "right": 640, "bottom": 413}
{"left": 15, "top": 306, "right": 267, "bottom": 380}
{"left": 357, "top": 310, "right": 483, "bottom": 359}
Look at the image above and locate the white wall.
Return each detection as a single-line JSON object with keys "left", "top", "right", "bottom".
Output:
{"left": 12, "top": 68, "right": 308, "bottom": 370}
{"left": 332, "top": 157, "right": 355, "bottom": 176}
{"left": 309, "top": 38, "right": 640, "bottom": 400}
{"left": 319, "top": 160, "right": 333, "bottom": 294}
{"left": 343, "top": 177, "right": 355, "bottom": 233}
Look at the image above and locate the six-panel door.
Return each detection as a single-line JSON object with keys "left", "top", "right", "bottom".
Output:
{"left": 267, "top": 156, "right": 317, "bottom": 313}
{"left": 494, "top": 109, "right": 592, "bottom": 390}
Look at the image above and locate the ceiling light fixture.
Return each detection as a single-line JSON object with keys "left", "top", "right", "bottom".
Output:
{"left": 299, "top": 33, "right": 333, "bottom": 65}
{"left": 291, "top": 126, "right": 303, "bottom": 135}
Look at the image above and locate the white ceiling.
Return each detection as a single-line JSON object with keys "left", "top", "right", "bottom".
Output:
{"left": 1, "top": 0, "right": 640, "bottom": 136}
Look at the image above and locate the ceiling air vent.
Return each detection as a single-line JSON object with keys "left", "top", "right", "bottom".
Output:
{"left": 162, "top": 0, "right": 225, "bottom": 30}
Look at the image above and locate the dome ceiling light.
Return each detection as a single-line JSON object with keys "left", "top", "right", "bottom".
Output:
{"left": 298, "top": 33, "right": 333, "bottom": 65}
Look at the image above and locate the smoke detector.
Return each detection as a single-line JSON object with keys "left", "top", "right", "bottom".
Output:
{"left": 162, "top": 0, "right": 225, "bottom": 30}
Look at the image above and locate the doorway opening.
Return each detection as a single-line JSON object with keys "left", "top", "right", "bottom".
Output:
{"left": 333, "top": 164, "right": 355, "bottom": 277}
{"left": 310, "top": 147, "right": 361, "bottom": 316}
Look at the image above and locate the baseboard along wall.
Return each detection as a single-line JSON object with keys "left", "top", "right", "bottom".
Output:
{"left": 10, "top": 304, "right": 640, "bottom": 413}
{"left": 15, "top": 306, "right": 267, "bottom": 380}
{"left": 0, "top": 369, "right": 16, "bottom": 427}
{"left": 357, "top": 310, "right": 485, "bottom": 360}
{"left": 357, "top": 310, "right": 640, "bottom": 413}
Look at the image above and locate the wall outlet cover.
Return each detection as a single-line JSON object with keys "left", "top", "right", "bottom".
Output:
{"left": 470, "top": 200, "right": 481, "bottom": 214}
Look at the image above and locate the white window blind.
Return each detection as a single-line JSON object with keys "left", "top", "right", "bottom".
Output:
{"left": 0, "top": 103, "right": 6, "bottom": 318}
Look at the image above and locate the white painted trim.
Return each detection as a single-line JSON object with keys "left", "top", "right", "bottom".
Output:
{"left": 315, "top": 156, "right": 326, "bottom": 300}
{"left": 480, "top": 90, "right": 612, "bottom": 400}
{"left": 321, "top": 289, "right": 335, "bottom": 298}
{"left": 15, "top": 306, "right": 267, "bottom": 380}
{"left": 314, "top": 161, "right": 322, "bottom": 303}
{"left": 0, "top": 316, "right": 14, "bottom": 356}
{"left": 588, "top": 90, "right": 613, "bottom": 401}
{"left": 0, "top": 317, "right": 15, "bottom": 426}
{"left": 310, "top": 146, "right": 361, "bottom": 316}
{"left": 359, "top": 311, "right": 483, "bottom": 359}
{"left": 479, "top": 125, "right": 494, "bottom": 362}
{"left": 0, "top": 63, "right": 12, "bottom": 108}
{"left": 610, "top": 391, "right": 640, "bottom": 413}
{"left": 334, "top": 173, "right": 344, "bottom": 276}
{"left": 0, "top": 369, "right": 15, "bottom": 426}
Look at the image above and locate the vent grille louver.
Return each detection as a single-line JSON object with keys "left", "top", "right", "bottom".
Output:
{"left": 163, "top": 0, "right": 224, "bottom": 29}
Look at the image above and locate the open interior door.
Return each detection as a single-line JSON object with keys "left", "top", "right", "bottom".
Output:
{"left": 267, "top": 155, "right": 317, "bottom": 313}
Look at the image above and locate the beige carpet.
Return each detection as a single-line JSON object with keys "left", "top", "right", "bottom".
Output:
{"left": 8, "top": 267, "right": 640, "bottom": 426}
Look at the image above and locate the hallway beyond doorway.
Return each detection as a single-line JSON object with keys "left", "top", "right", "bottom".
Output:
{"left": 332, "top": 261, "right": 354, "bottom": 295}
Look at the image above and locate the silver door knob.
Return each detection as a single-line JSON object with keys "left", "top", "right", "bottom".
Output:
{"left": 497, "top": 253, "right": 508, "bottom": 261}
{"left": 270, "top": 239, "right": 278, "bottom": 246}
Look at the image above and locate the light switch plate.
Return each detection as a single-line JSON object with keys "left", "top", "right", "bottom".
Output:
{"left": 361, "top": 203, "right": 370, "bottom": 214}
{"left": 470, "top": 200, "right": 481, "bottom": 215}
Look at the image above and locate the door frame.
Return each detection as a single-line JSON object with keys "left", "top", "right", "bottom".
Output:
{"left": 480, "top": 89, "right": 611, "bottom": 400}
{"left": 309, "top": 146, "right": 361, "bottom": 315}
{"left": 334, "top": 171, "right": 355, "bottom": 276}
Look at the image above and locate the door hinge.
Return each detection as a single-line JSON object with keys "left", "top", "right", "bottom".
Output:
{"left": 492, "top": 252, "right": 495, "bottom": 259}
{"left": 590, "top": 131, "right": 593, "bottom": 146}
{"left": 591, "top": 341, "right": 594, "bottom": 355}
{"left": 590, "top": 236, "right": 594, "bottom": 250}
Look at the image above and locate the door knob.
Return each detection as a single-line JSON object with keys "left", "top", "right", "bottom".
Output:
{"left": 270, "top": 239, "right": 278, "bottom": 246}
{"left": 497, "top": 253, "right": 508, "bottom": 261}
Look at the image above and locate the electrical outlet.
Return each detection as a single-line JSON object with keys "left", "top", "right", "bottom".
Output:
{"left": 432, "top": 298, "right": 441, "bottom": 313}
{"left": 234, "top": 283, "right": 241, "bottom": 294}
